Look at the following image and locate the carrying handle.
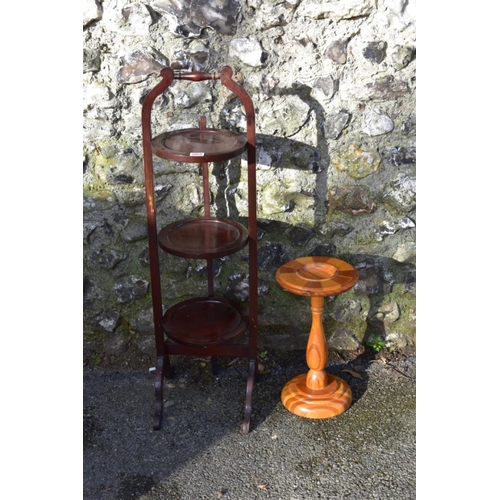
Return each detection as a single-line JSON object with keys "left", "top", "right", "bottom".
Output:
{"left": 171, "top": 70, "right": 220, "bottom": 81}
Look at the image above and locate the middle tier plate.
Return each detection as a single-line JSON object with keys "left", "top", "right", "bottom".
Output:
{"left": 158, "top": 217, "right": 249, "bottom": 259}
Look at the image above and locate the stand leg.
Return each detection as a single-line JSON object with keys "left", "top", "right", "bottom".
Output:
{"left": 164, "top": 355, "right": 174, "bottom": 379}
{"left": 211, "top": 356, "right": 219, "bottom": 375}
{"left": 281, "top": 296, "right": 352, "bottom": 419}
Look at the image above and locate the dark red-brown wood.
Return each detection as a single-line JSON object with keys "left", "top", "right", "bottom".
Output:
{"left": 151, "top": 128, "right": 248, "bottom": 163}
{"left": 158, "top": 217, "right": 249, "bottom": 259}
{"left": 142, "top": 66, "right": 258, "bottom": 433}
{"left": 163, "top": 297, "right": 248, "bottom": 346}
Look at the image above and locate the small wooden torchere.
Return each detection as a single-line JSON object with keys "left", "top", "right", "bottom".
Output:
{"left": 276, "top": 256, "right": 359, "bottom": 419}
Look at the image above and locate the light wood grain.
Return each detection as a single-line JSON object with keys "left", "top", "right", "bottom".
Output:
{"left": 281, "top": 373, "right": 353, "bottom": 419}
{"left": 276, "top": 256, "right": 359, "bottom": 297}
{"left": 276, "top": 256, "right": 359, "bottom": 419}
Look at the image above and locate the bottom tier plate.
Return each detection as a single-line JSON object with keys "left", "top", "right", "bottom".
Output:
{"left": 163, "top": 297, "right": 248, "bottom": 346}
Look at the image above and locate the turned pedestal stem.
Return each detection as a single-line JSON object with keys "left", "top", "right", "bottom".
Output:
{"left": 305, "top": 296, "right": 329, "bottom": 390}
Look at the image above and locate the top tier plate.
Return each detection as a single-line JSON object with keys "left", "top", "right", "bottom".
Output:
{"left": 151, "top": 128, "right": 248, "bottom": 163}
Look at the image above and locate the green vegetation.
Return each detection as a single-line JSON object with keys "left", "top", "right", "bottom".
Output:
{"left": 365, "top": 333, "right": 385, "bottom": 353}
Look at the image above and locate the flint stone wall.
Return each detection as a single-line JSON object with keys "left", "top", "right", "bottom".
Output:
{"left": 83, "top": 0, "right": 416, "bottom": 367}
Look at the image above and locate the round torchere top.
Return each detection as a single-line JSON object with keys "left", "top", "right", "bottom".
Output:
{"left": 276, "top": 256, "right": 359, "bottom": 297}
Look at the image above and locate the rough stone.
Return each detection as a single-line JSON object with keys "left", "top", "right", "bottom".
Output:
{"left": 253, "top": 1, "right": 297, "bottom": 30}
{"left": 120, "top": 218, "right": 148, "bottom": 242}
{"left": 362, "top": 108, "right": 394, "bottom": 136}
{"left": 89, "top": 248, "right": 128, "bottom": 269}
{"left": 375, "top": 216, "right": 415, "bottom": 242}
{"left": 196, "top": 259, "right": 222, "bottom": 278}
{"left": 90, "top": 311, "right": 120, "bottom": 333}
{"left": 324, "top": 110, "right": 351, "bottom": 139}
{"left": 85, "top": 221, "right": 117, "bottom": 247}
{"left": 116, "top": 47, "right": 167, "bottom": 84}
{"left": 362, "top": 41, "right": 388, "bottom": 64}
{"left": 326, "top": 39, "right": 349, "bottom": 65}
{"left": 404, "top": 270, "right": 416, "bottom": 295}
{"left": 152, "top": 0, "right": 241, "bottom": 37}
{"left": 83, "top": 83, "right": 117, "bottom": 110}
{"left": 294, "top": 33, "right": 314, "bottom": 49}
{"left": 391, "top": 45, "right": 415, "bottom": 70}
{"left": 84, "top": 277, "right": 102, "bottom": 308}
{"left": 83, "top": 48, "right": 101, "bottom": 73}
{"left": 256, "top": 148, "right": 273, "bottom": 170}
{"left": 330, "top": 223, "right": 353, "bottom": 237}
{"left": 138, "top": 248, "right": 150, "bottom": 267}
{"left": 364, "top": 75, "right": 410, "bottom": 100}
{"left": 331, "top": 299, "right": 362, "bottom": 323}
{"left": 257, "top": 243, "right": 287, "bottom": 270}
{"left": 258, "top": 95, "right": 310, "bottom": 137}
{"left": 83, "top": 0, "right": 102, "bottom": 27}
{"left": 354, "top": 261, "right": 392, "bottom": 297}
{"left": 119, "top": 2, "right": 154, "bottom": 36}
{"left": 297, "top": 0, "right": 374, "bottom": 21}
{"left": 114, "top": 187, "right": 147, "bottom": 208}
{"left": 247, "top": 0, "right": 261, "bottom": 9}
{"left": 103, "top": 335, "right": 127, "bottom": 356}
{"left": 287, "top": 225, "right": 315, "bottom": 246}
{"left": 114, "top": 148, "right": 140, "bottom": 172}
{"left": 387, "top": 146, "right": 416, "bottom": 166}
{"left": 170, "top": 81, "right": 212, "bottom": 108}
{"left": 111, "top": 174, "right": 134, "bottom": 185}
{"left": 306, "top": 76, "right": 338, "bottom": 99}
{"left": 375, "top": 301, "right": 400, "bottom": 324}
{"left": 276, "top": 141, "right": 321, "bottom": 170}
{"left": 347, "top": 75, "right": 410, "bottom": 101}
{"left": 98, "top": 145, "right": 119, "bottom": 160}
{"left": 259, "top": 174, "right": 313, "bottom": 217}
{"left": 329, "top": 185, "right": 376, "bottom": 215}
{"left": 228, "top": 280, "right": 249, "bottom": 302}
{"left": 229, "top": 36, "right": 267, "bottom": 67}
{"left": 132, "top": 308, "right": 154, "bottom": 334}
{"left": 83, "top": 114, "right": 118, "bottom": 142}
{"left": 82, "top": 0, "right": 416, "bottom": 363}
{"left": 136, "top": 335, "right": 155, "bottom": 355}
{"left": 310, "top": 243, "right": 336, "bottom": 257}
{"left": 170, "top": 48, "right": 209, "bottom": 72}
{"left": 328, "top": 328, "right": 360, "bottom": 351}
{"left": 333, "top": 145, "right": 382, "bottom": 179}
{"left": 377, "top": 0, "right": 416, "bottom": 33}
{"left": 383, "top": 173, "right": 416, "bottom": 212}
{"left": 401, "top": 116, "right": 416, "bottom": 135}
{"left": 393, "top": 242, "right": 416, "bottom": 263}
{"left": 385, "top": 331, "right": 408, "bottom": 350}
{"left": 114, "top": 275, "right": 149, "bottom": 303}
{"left": 259, "top": 74, "right": 280, "bottom": 100}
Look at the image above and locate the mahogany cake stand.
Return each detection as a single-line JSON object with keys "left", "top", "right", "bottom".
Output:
{"left": 141, "top": 67, "right": 259, "bottom": 433}
{"left": 276, "top": 256, "right": 359, "bottom": 419}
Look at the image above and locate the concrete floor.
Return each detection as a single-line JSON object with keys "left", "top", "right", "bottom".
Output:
{"left": 84, "top": 349, "right": 416, "bottom": 499}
